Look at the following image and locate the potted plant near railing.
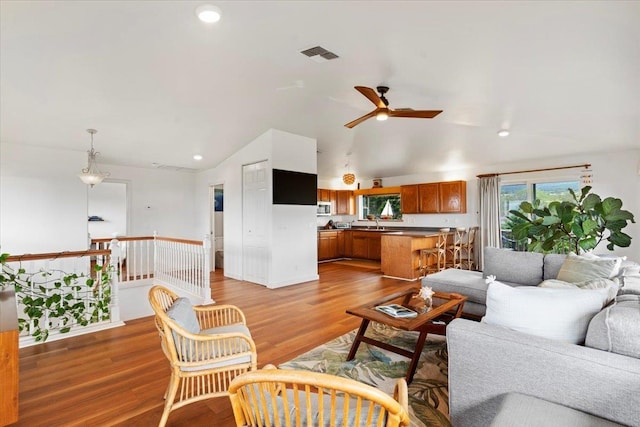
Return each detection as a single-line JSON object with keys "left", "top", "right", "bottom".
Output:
{"left": 0, "top": 253, "right": 112, "bottom": 342}
{"left": 508, "top": 186, "right": 635, "bottom": 254}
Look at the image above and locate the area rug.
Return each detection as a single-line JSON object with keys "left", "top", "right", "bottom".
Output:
{"left": 279, "top": 323, "right": 451, "bottom": 427}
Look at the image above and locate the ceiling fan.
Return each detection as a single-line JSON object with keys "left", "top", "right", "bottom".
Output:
{"left": 344, "top": 86, "right": 442, "bottom": 128}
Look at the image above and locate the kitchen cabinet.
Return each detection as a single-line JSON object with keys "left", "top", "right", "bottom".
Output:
{"left": 401, "top": 181, "right": 466, "bottom": 214}
{"left": 400, "top": 185, "right": 419, "bottom": 214}
{"left": 336, "top": 190, "right": 355, "bottom": 215}
{"left": 439, "top": 181, "right": 467, "bottom": 213}
{"left": 419, "top": 183, "right": 440, "bottom": 213}
{"left": 318, "top": 231, "right": 340, "bottom": 260}
{"left": 343, "top": 231, "right": 353, "bottom": 257}
{"left": 351, "top": 231, "right": 383, "bottom": 260}
{"left": 317, "top": 189, "right": 338, "bottom": 214}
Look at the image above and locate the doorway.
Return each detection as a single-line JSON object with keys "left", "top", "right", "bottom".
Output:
{"left": 88, "top": 181, "right": 129, "bottom": 239}
{"left": 210, "top": 184, "right": 224, "bottom": 271}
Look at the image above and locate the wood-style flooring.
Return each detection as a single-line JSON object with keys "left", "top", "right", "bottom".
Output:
{"left": 15, "top": 261, "right": 417, "bottom": 427}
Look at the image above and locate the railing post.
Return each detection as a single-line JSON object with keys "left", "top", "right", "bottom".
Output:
{"left": 153, "top": 231, "right": 158, "bottom": 280}
{"left": 109, "top": 239, "right": 121, "bottom": 322}
{"left": 202, "top": 235, "right": 213, "bottom": 304}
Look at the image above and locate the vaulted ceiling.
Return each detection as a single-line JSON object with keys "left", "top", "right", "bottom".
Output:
{"left": 1, "top": 1, "right": 638, "bottom": 181}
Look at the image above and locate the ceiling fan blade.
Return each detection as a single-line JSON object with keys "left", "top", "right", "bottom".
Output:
{"left": 354, "top": 86, "right": 386, "bottom": 108}
{"left": 344, "top": 110, "right": 378, "bottom": 128}
{"left": 389, "top": 109, "right": 443, "bottom": 119}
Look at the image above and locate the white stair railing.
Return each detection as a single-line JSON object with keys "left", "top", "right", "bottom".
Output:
{"left": 3, "top": 245, "right": 124, "bottom": 347}
{"left": 154, "top": 234, "right": 212, "bottom": 303}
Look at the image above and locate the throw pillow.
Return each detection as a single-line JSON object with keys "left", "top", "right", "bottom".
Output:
{"left": 166, "top": 297, "right": 200, "bottom": 334}
{"left": 539, "top": 278, "right": 619, "bottom": 303}
{"left": 482, "top": 280, "right": 610, "bottom": 344}
{"left": 482, "top": 247, "right": 544, "bottom": 286}
{"left": 556, "top": 253, "right": 621, "bottom": 283}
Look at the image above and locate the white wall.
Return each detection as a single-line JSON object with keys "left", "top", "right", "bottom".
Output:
{"left": 0, "top": 143, "right": 199, "bottom": 256}
{"left": 99, "top": 164, "right": 198, "bottom": 239}
{"left": 1, "top": 143, "right": 88, "bottom": 253}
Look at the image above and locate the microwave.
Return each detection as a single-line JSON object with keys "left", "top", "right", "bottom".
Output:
{"left": 317, "top": 201, "right": 331, "bottom": 216}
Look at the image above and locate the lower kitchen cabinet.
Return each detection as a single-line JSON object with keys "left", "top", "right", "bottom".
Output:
{"left": 318, "top": 231, "right": 340, "bottom": 260}
{"left": 350, "top": 231, "right": 382, "bottom": 260}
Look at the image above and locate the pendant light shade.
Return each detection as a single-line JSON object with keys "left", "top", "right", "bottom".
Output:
{"left": 79, "top": 129, "right": 109, "bottom": 187}
{"left": 342, "top": 173, "right": 356, "bottom": 185}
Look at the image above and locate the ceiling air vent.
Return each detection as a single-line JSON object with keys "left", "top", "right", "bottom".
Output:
{"left": 300, "top": 46, "right": 339, "bottom": 63}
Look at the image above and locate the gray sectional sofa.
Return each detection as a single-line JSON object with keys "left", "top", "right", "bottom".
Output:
{"left": 425, "top": 247, "right": 640, "bottom": 426}
{"left": 422, "top": 247, "right": 567, "bottom": 317}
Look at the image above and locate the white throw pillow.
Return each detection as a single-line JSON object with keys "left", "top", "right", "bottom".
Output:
{"left": 556, "top": 253, "right": 622, "bottom": 283}
{"left": 539, "top": 278, "right": 619, "bottom": 303}
{"left": 482, "top": 281, "right": 609, "bottom": 344}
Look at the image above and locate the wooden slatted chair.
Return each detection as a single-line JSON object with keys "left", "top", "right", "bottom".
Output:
{"left": 149, "top": 285, "right": 258, "bottom": 427}
{"left": 228, "top": 365, "right": 410, "bottom": 427}
{"left": 419, "top": 231, "right": 448, "bottom": 277}
{"left": 458, "top": 226, "right": 478, "bottom": 270}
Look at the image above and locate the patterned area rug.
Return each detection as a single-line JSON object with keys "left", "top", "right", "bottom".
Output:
{"left": 279, "top": 323, "right": 451, "bottom": 427}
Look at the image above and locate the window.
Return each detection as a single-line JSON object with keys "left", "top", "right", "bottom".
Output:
{"left": 360, "top": 194, "right": 402, "bottom": 220}
{"left": 500, "top": 179, "right": 580, "bottom": 250}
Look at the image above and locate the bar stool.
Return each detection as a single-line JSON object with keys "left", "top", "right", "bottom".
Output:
{"left": 447, "top": 227, "right": 466, "bottom": 269}
{"left": 420, "top": 230, "right": 448, "bottom": 277}
{"left": 459, "top": 226, "right": 478, "bottom": 270}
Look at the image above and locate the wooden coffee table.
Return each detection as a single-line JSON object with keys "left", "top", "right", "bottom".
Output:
{"left": 346, "top": 288, "right": 466, "bottom": 383}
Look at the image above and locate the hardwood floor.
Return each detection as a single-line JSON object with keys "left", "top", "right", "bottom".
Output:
{"left": 15, "top": 262, "right": 417, "bottom": 427}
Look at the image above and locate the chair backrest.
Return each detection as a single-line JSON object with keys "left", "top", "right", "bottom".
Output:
{"left": 228, "top": 365, "right": 410, "bottom": 427}
{"left": 148, "top": 285, "right": 182, "bottom": 362}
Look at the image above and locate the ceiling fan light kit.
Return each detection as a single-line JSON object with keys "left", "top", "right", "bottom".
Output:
{"left": 497, "top": 129, "right": 510, "bottom": 137}
{"left": 345, "top": 85, "right": 442, "bottom": 128}
{"left": 78, "top": 129, "right": 110, "bottom": 187}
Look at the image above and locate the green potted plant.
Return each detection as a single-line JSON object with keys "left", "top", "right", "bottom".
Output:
{"left": 508, "top": 186, "right": 635, "bottom": 254}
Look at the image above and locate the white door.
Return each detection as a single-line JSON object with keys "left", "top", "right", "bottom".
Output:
{"left": 242, "top": 161, "right": 269, "bottom": 285}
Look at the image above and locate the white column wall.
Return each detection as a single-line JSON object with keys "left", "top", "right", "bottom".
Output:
{"left": 195, "top": 129, "right": 318, "bottom": 287}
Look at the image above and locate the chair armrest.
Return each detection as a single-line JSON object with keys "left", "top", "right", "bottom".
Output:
{"left": 171, "top": 326, "right": 257, "bottom": 367}
{"left": 194, "top": 304, "right": 247, "bottom": 329}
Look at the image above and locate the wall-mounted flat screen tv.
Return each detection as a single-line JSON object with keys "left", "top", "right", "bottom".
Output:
{"left": 272, "top": 169, "right": 317, "bottom": 205}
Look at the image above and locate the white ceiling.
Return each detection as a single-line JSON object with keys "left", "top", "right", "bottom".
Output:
{"left": 1, "top": 1, "right": 639, "bottom": 181}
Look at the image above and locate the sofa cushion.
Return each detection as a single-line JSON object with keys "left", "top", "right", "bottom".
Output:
{"left": 482, "top": 247, "right": 543, "bottom": 286}
{"left": 557, "top": 253, "right": 621, "bottom": 283}
{"left": 585, "top": 294, "right": 640, "bottom": 359}
{"left": 482, "top": 280, "right": 610, "bottom": 344}
{"left": 422, "top": 269, "right": 486, "bottom": 305}
{"left": 490, "top": 392, "right": 624, "bottom": 427}
{"left": 543, "top": 253, "right": 566, "bottom": 280}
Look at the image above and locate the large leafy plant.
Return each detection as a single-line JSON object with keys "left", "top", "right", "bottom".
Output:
{"left": 509, "top": 186, "right": 635, "bottom": 254}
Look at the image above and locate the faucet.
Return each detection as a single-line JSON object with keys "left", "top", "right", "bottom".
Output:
{"left": 375, "top": 217, "right": 380, "bottom": 230}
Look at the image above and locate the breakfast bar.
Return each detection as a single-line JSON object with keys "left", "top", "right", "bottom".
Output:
{"left": 381, "top": 231, "right": 445, "bottom": 281}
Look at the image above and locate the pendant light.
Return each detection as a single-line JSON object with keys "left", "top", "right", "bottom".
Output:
{"left": 78, "top": 129, "right": 110, "bottom": 187}
{"left": 342, "top": 156, "right": 356, "bottom": 185}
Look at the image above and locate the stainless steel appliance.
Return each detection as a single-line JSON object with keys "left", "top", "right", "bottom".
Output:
{"left": 317, "top": 201, "right": 331, "bottom": 216}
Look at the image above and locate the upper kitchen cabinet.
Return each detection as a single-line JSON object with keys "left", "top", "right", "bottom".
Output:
{"left": 401, "top": 180, "right": 467, "bottom": 214}
{"left": 418, "top": 183, "right": 440, "bottom": 213}
{"left": 439, "top": 180, "right": 466, "bottom": 213}
{"left": 400, "top": 185, "right": 419, "bottom": 214}
{"left": 336, "top": 190, "right": 355, "bottom": 215}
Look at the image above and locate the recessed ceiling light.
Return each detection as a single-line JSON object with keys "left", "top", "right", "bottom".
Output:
{"left": 193, "top": 154, "right": 203, "bottom": 160}
{"left": 196, "top": 4, "right": 221, "bottom": 23}
{"left": 497, "top": 129, "right": 510, "bottom": 137}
